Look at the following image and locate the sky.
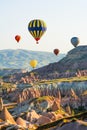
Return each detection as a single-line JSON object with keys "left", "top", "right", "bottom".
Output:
{"left": 0, "top": 0, "right": 87, "bottom": 54}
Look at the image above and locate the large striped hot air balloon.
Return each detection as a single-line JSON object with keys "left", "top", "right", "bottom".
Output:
{"left": 28, "top": 19, "right": 47, "bottom": 44}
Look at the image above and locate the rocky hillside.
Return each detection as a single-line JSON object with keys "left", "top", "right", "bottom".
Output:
{"left": 31, "top": 46, "right": 87, "bottom": 79}
{"left": 0, "top": 49, "right": 65, "bottom": 70}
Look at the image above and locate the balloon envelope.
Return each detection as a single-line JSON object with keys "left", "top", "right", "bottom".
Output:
{"left": 54, "top": 49, "right": 60, "bottom": 55}
{"left": 71, "top": 37, "right": 79, "bottom": 47}
{"left": 28, "top": 19, "right": 47, "bottom": 43}
{"left": 15, "top": 35, "right": 21, "bottom": 42}
{"left": 30, "top": 60, "right": 38, "bottom": 68}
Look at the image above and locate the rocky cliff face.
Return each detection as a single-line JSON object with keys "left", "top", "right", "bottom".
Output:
{"left": 60, "top": 45, "right": 87, "bottom": 70}
{"left": 32, "top": 46, "right": 87, "bottom": 79}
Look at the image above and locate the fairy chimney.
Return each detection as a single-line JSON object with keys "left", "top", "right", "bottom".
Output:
{"left": 0, "top": 107, "right": 16, "bottom": 124}
{"left": 51, "top": 100, "right": 60, "bottom": 111}
{"left": 0, "top": 97, "right": 3, "bottom": 111}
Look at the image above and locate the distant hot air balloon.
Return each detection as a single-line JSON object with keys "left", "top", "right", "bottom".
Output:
{"left": 54, "top": 49, "right": 60, "bottom": 55}
{"left": 15, "top": 35, "right": 21, "bottom": 42}
{"left": 71, "top": 37, "right": 79, "bottom": 47}
{"left": 30, "top": 60, "right": 38, "bottom": 69}
{"left": 28, "top": 19, "right": 47, "bottom": 44}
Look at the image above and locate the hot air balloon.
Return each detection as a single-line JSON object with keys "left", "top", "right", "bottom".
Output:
{"left": 54, "top": 49, "right": 60, "bottom": 55}
{"left": 30, "top": 60, "right": 38, "bottom": 69}
{"left": 15, "top": 35, "right": 21, "bottom": 42}
{"left": 28, "top": 19, "right": 47, "bottom": 44}
{"left": 71, "top": 37, "right": 79, "bottom": 47}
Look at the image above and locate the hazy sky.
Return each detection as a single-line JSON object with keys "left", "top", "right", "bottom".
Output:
{"left": 0, "top": 0, "right": 87, "bottom": 53}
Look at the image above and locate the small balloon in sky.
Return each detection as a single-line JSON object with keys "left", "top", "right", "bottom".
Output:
{"left": 71, "top": 37, "right": 79, "bottom": 47}
{"left": 28, "top": 19, "right": 47, "bottom": 44}
{"left": 54, "top": 48, "right": 60, "bottom": 55}
{"left": 29, "top": 60, "right": 38, "bottom": 69}
{"left": 15, "top": 35, "right": 21, "bottom": 42}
